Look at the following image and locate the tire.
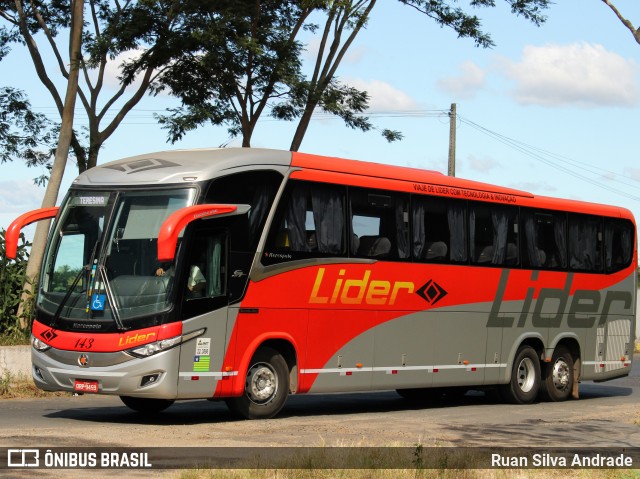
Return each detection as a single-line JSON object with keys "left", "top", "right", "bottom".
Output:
{"left": 540, "top": 346, "right": 574, "bottom": 402}
{"left": 225, "top": 347, "right": 290, "bottom": 419}
{"left": 120, "top": 396, "right": 174, "bottom": 413}
{"left": 500, "top": 345, "right": 541, "bottom": 404}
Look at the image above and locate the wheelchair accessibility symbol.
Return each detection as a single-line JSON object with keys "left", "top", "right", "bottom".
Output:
{"left": 91, "top": 294, "right": 106, "bottom": 311}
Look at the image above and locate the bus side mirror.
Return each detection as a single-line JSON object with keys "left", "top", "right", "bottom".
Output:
{"left": 6, "top": 207, "right": 59, "bottom": 259}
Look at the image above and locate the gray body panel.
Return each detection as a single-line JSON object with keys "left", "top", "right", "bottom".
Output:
{"left": 73, "top": 148, "right": 293, "bottom": 186}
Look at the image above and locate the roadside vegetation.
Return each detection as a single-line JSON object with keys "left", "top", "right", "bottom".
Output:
{"left": 0, "top": 371, "right": 67, "bottom": 399}
{"left": 167, "top": 444, "right": 640, "bottom": 479}
{"left": 174, "top": 466, "right": 638, "bottom": 479}
{"left": 0, "top": 230, "right": 33, "bottom": 345}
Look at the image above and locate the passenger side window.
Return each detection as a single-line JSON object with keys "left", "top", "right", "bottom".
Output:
{"left": 604, "top": 218, "right": 634, "bottom": 274}
{"left": 569, "top": 214, "right": 603, "bottom": 272}
{"left": 264, "top": 181, "right": 346, "bottom": 263}
{"left": 521, "top": 210, "right": 567, "bottom": 270}
{"left": 412, "top": 196, "right": 467, "bottom": 263}
{"left": 206, "top": 170, "right": 282, "bottom": 250}
{"left": 350, "top": 188, "right": 409, "bottom": 260}
{"left": 469, "top": 203, "right": 519, "bottom": 266}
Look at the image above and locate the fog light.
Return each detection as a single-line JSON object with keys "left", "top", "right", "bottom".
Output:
{"left": 33, "top": 366, "right": 44, "bottom": 381}
{"left": 141, "top": 374, "right": 160, "bottom": 387}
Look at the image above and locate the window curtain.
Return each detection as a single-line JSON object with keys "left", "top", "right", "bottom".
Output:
{"left": 605, "top": 220, "right": 633, "bottom": 271}
{"left": 207, "top": 236, "right": 222, "bottom": 297}
{"left": 395, "top": 199, "right": 410, "bottom": 259}
{"left": 311, "top": 186, "right": 344, "bottom": 254}
{"left": 553, "top": 214, "right": 567, "bottom": 268}
{"left": 569, "top": 217, "right": 599, "bottom": 270}
{"left": 448, "top": 204, "right": 467, "bottom": 262}
{"left": 285, "top": 185, "right": 309, "bottom": 251}
{"left": 491, "top": 209, "right": 510, "bottom": 265}
{"left": 248, "top": 183, "right": 275, "bottom": 247}
{"left": 412, "top": 200, "right": 426, "bottom": 259}
{"left": 523, "top": 213, "right": 541, "bottom": 267}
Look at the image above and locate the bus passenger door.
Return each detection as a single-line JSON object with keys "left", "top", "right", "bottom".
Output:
{"left": 177, "top": 226, "right": 231, "bottom": 399}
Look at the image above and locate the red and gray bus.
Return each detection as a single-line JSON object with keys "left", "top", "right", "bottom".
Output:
{"left": 7, "top": 148, "right": 636, "bottom": 419}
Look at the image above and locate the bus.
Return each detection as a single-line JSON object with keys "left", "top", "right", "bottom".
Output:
{"left": 7, "top": 148, "right": 637, "bottom": 419}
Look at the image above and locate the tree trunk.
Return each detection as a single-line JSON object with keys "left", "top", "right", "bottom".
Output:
{"left": 290, "top": 102, "right": 317, "bottom": 152}
{"left": 18, "top": 0, "right": 85, "bottom": 329}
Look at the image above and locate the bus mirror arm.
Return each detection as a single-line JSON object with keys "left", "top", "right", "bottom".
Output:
{"left": 157, "top": 204, "right": 247, "bottom": 262}
{"left": 6, "top": 207, "right": 60, "bottom": 260}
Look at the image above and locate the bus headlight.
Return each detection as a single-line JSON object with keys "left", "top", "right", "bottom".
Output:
{"left": 128, "top": 328, "right": 205, "bottom": 358}
{"left": 32, "top": 335, "right": 51, "bottom": 352}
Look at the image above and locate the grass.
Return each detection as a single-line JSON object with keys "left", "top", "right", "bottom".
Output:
{"left": 0, "top": 330, "right": 30, "bottom": 346}
{"left": 166, "top": 441, "right": 640, "bottom": 479}
{"left": 0, "top": 370, "right": 68, "bottom": 399}
{"left": 172, "top": 465, "right": 638, "bottom": 479}
{"left": 166, "top": 444, "right": 640, "bottom": 479}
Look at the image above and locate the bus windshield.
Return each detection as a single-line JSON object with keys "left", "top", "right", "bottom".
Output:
{"left": 39, "top": 188, "right": 196, "bottom": 327}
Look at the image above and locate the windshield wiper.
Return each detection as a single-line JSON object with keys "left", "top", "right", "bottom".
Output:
{"left": 97, "top": 265, "right": 127, "bottom": 332}
{"left": 50, "top": 265, "right": 87, "bottom": 329}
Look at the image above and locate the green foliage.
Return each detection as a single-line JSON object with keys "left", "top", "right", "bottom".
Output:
{"left": 0, "top": 229, "right": 33, "bottom": 337}
{"left": 0, "top": 87, "right": 55, "bottom": 181}
{"left": 398, "top": 0, "right": 550, "bottom": 48}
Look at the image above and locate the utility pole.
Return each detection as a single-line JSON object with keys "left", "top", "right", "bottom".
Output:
{"left": 448, "top": 103, "right": 456, "bottom": 177}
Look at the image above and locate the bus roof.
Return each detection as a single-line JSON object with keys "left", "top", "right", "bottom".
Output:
{"left": 73, "top": 148, "right": 292, "bottom": 186}
{"left": 73, "top": 147, "right": 633, "bottom": 220}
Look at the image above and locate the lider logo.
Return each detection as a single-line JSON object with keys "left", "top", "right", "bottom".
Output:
{"left": 41, "top": 329, "right": 58, "bottom": 342}
{"left": 309, "top": 268, "right": 414, "bottom": 306}
{"left": 417, "top": 280, "right": 448, "bottom": 305}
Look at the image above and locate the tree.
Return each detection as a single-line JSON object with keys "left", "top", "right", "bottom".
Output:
{"left": 601, "top": 0, "right": 640, "bottom": 45}
{"left": 0, "top": 0, "right": 180, "bottom": 172}
{"left": 153, "top": 0, "right": 401, "bottom": 150}
{"left": 154, "top": 0, "right": 551, "bottom": 151}
{"left": 0, "top": 87, "right": 55, "bottom": 183}
{"left": 19, "top": 0, "right": 85, "bottom": 329}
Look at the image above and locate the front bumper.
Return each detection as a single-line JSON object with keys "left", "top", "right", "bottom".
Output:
{"left": 31, "top": 345, "right": 180, "bottom": 399}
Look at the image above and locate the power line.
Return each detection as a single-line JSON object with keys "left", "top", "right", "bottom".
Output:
{"left": 29, "top": 103, "right": 640, "bottom": 203}
{"left": 458, "top": 115, "right": 640, "bottom": 203}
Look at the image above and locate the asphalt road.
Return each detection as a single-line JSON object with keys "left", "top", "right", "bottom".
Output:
{"left": 0, "top": 359, "right": 639, "bottom": 450}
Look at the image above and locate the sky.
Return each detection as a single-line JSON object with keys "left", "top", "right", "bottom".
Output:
{"left": 2, "top": 0, "right": 640, "bottom": 245}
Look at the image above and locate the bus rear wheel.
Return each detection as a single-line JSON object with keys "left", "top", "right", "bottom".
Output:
{"left": 120, "top": 396, "right": 174, "bottom": 413}
{"left": 225, "top": 347, "right": 289, "bottom": 419}
{"left": 501, "top": 345, "right": 540, "bottom": 404}
{"left": 540, "top": 346, "right": 574, "bottom": 402}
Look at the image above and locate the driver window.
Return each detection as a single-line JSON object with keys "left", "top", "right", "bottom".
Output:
{"left": 185, "top": 233, "right": 226, "bottom": 300}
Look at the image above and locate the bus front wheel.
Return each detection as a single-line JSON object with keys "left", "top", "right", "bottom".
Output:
{"left": 501, "top": 345, "right": 540, "bottom": 404}
{"left": 120, "top": 396, "right": 174, "bottom": 413}
{"left": 540, "top": 346, "right": 574, "bottom": 402}
{"left": 225, "top": 347, "right": 289, "bottom": 419}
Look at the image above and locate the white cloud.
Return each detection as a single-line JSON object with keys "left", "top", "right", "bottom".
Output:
{"left": 499, "top": 42, "right": 639, "bottom": 108}
{"left": 100, "top": 49, "right": 148, "bottom": 91}
{"left": 466, "top": 154, "right": 500, "bottom": 173}
{"left": 346, "top": 78, "right": 419, "bottom": 111}
{"left": 437, "top": 61, "right": 486, "bottom": 99}
{"left": 0, "top": 180, "right": 45, "bottom": 233}
{"left": 0, "top": 180, "right": 44, "bottom": 213}
{"left": 624, "top": 167, "right": 640, "bottom": 182}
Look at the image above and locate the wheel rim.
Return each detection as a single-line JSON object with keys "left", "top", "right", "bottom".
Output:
{"left": 517, "top": 357, "right": 536, "bottom": 393}
{"left": 552, "top": 357, "right": 571, "bottom": 391}
{"left": 246, "top": 362, "right": 278, "bottom": 405}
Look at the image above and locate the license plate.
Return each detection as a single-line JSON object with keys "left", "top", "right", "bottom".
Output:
{"left": 74, "top": 379, "right": 99, "bottom": 393}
